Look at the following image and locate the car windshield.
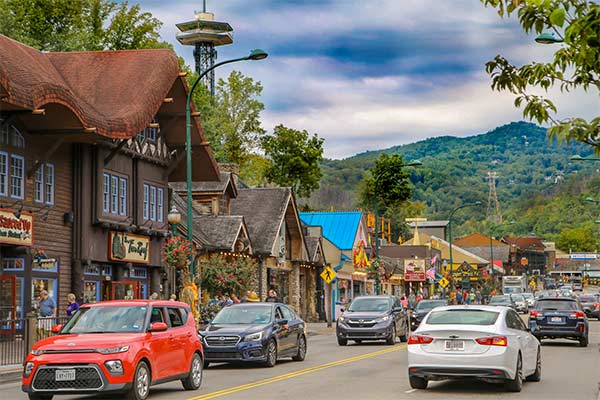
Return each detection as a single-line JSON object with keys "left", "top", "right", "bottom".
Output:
{"left": 62, "top": 306, "right": 147, "bottom": 334}
{"left": 415, "top": 300, "right": 447, "bottom": 311}
{"left": 211, "top": 305, "right": 272, "bottom": 324}
{"left": 579, "top": 296, "right": 596, "bottom": 302}
{"left": 489, "top": 296, "right": 510, "bottom": 304}
{"left": 427, "top": 310, "right": 499, "bottom": 325}
{"left": 535, "top": 300, "right": 578, "bottom": 311}
{"left": 523, "top": 294, "right": 534, "bottom": 300}
{"left": 511, "top": 295, "right": 525, "bottom": 302}
{"left": 347, "top": 298, "right": 392, "bottom": 312}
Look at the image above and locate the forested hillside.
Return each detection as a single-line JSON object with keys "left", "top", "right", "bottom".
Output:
{"left": 305, "top": 122, "right": 600, "bottom": 242}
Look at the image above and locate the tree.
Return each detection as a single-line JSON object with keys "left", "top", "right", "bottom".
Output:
{"left": 556, "top": 226, "right": 597, "bottom": 252}
{"left": 480, "top": 1, "right": 600, "bottom": 150}
{"left": 372, "top": 153, "right": 413, "bottom": 210}
{"left": 262, "top": 124, "right": 324, "bottom": 198}
{"left": 0, "top": 0, "right": 167, "bottom": 51}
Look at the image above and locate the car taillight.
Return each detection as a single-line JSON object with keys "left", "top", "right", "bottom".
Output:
{"left": 408, "top": 335, "right": 434, "bottom": 345}
{"left": 530, "top": 310, "right": 542, "bottom": 318}
{"left": 595, "top": 303, "right": 600, "bottom": 310}
{"left": 569, "top": 311, "right": 585, "bottom": 319}
{"left": 475, "top": 336, "right": 508, "bottom": 346}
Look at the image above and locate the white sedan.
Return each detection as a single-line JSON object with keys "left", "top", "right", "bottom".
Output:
{"left": 407, "top": 305, "right": 540, "bottom": 392}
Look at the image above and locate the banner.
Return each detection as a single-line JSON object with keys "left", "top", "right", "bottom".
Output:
{"left": 404, "top": 259, "right": 426, "bottom": 282}
{"left": 0, "top": 208, "right": 33, "bottom": 246}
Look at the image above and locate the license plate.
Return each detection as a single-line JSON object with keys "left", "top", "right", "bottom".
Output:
{"left": 549, "top": 316, "right": 564, "bottom": 324}
{"left": 445, "top": 340, "right": 464, "bottom": 351}
{"left": 55, "top": 369, "right": 76, "bottom": 381}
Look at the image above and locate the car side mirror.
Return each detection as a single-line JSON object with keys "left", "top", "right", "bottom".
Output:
{"left": 340, "top": 308, "right": 345, "bottom": 313}
{"left": 51, "top": 324, "right": 63, "bottom": 334}
{"left": 277, "top": 319, "right": 288, "bottom": 326}
{"left": 149, "top": 322, "right": 168, "bottom": 332}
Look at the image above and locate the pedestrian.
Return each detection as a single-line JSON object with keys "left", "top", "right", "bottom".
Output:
{"left": 231, "top": 294, "right": 240, "bottom": 304}
{"left": 469, "top": 291, "right": 476, "bottom": 304}
{"left": 416, "top": 292, "right": 423, "bottom": 304}
{"left": 246, "top": 291, "right": 260, "bottom": 302}
{"left": 37, "top": 290, "right": 56, "bottom": 337}
{"left": 408, "top": 291, "right": 416, "bottom": 309}
{"left": 266, "top": 289, "right": 280, "bottom": 303}
{"left": 223, "top": 294, "right": 233, "bottom": 306}
{"left": 169, "top": 294, "right": 177, "bottom": 301}
{"left": 150, "top": 292, "right": 159, "bottom": 300}
{"left": 66, "top": 293, "right": 80, "bottom": 317}
{"left": 462, "top": 289, "right": 468, "bottom": 304}
{"left": 240, "top": 291, "right": 249, "bottom": 303}
{"left": 475, "top": 290, "right": 482, "bottom": 304}
{"left": 456, "top": 289, "right": 463, "bottom": 305}
{"left": 400, "top": 295, "right": 409, "bottom": 309}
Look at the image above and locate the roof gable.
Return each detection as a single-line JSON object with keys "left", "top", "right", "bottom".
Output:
{"left": 299, "top": 212, "right": 363, "bottom": 251}
{"left": 454, "top": 232, "right": 507, "bottom": 248}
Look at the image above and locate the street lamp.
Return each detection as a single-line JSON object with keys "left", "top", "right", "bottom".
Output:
{"left": 572, "top": 155, "right": 600, "bottom": 162}
{"left": 448, "top": 201, "right": 482, "bottom": 277}
{"left": 535, "top": 32, "right": 564, "bottom": 44}
{"left": 167, "top": 206, "right": 181, "bottom": 236}
{"left": 185, "top": 49, "right": 268, "bottom": 277}
{"left": 586, "top": 197, "right": 600, "bottom": 204}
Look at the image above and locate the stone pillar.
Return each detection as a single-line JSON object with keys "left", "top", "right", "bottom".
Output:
{"left": 258, "top": 257, "right": 268, "bottom": 301}
{"left": 290, "top": 263, "right": 300, "bottom": 313}
{"left": 150, "top": 267, "right": 161, "bottom": 297}
{"left": 306, "top": 270, "right": 317, "bottom": 321}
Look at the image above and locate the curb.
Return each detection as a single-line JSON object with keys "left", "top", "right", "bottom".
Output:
{"left": 0, "top": 368, "right": 22, "bottom": 385}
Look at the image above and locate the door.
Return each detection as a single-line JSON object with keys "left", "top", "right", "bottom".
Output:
{"left": 166, "top": 307, "right": 189, "bottom": 375}
{"left": 111, "top": 281, "right": 141, "bottom": 300}
{"left": 0, "top": 276, "right": 16, "bottom": 335}
{"left": 274, "top": 306, "right": 294, "bottom": 354}
{"left": 148, "top": 306, "right": 173, "bottom": 379}
{"left": 281, "top": 305, "right": 302, "bottom": 355}
{"left": 505, "top": 310, "right": 531, "bottom": 373}
{"left": 515, "top": 313, "right": 536, "bottom": 374}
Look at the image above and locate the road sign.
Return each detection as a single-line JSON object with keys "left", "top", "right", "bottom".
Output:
{"left": 438, "top": 277, "right": 450, "bottom": 288}
{"left": 320, "top": 266, "right": 336, "bottom": 284}
{"left": 529, "top": 278, "right": 536, "bottom": 287}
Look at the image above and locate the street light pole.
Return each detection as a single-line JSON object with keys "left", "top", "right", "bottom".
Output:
{"left": 185, "top": 49, "right": 268, "bottom": 278}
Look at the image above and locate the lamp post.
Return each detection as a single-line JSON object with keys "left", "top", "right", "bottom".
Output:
{"left": 373, "top": 159, "right": 422, "bottom": 295}
{"left": 185, "top": 49, "right": 268, "bottom": 278}
{"left": 448, "top": 201, "right": 482, "bottom": 278}
{"left": 535, "top": 32, "right": 564, "bottom": 45}
{"left": 167, "top": 207, "right": 181, "bottom": 236}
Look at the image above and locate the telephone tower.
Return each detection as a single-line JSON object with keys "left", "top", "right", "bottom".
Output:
{"left": 175, "top": 1, "right": 233, "bottom": 96}
{"left": 486, "top": 172, "right": 502, "bottom": 224}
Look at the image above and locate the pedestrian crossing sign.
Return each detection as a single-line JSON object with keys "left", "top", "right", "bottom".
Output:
{"left": 438, "top": 277, "right": 450, "bottom": 288}
{"left": 320, "top": 266, "right": 336, "bottom": 284}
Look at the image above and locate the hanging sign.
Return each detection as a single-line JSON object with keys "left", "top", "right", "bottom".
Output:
{"left": 404, "top": 259, "right": 426, "bottom": 282}
{"left": 108, "top": 231, "right": 150, "bottom": 264}
{"left": 0, "top": 209, "right": 33, "bottom": 246}
{"left": 353, "top": 240, "right": 370, "bottom": 268}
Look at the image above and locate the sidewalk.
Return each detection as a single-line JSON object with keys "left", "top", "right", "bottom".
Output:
{"left": 306, "top": 322, "right": 335, "bottom": 336}
{"left": 0, "top": 365, "right": 22, "bottom": 385}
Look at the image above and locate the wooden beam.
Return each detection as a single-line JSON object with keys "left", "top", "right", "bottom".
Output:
{"left": 103, "top": 139, "right": 128, "bottom": 166}
{"left": 163, "top": 98, "right": 174, "bottom": 103}
{"left": 31, "top": 108, "right": 45, "bottom": 115}
{"left": 148, "top": 122, "right": 160, "bottom": 129}
{"left": 27, "top": 137, "right": 65, "bottom": 178}
{"left": 84, "top": 127, "right": 97, "bottom": 133}
{"left": 178, "top": 71, "right": 188, "bottom": 77}
{"left": 191, "top": 111, "right": 201, "bottom": 117}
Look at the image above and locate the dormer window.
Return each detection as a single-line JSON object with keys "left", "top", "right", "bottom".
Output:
{"left": 137, "top": 118, "right": 159, "bottom": 144}
{"left": 0, "top": 123, "right": 25, "bottom": 148}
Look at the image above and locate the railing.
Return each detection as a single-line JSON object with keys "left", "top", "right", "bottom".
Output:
{"left": 0, "top": 316, "right": 70, "bottom": 367}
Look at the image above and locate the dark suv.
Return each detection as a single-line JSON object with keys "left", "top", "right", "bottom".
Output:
{"left": 336, "top": 296, "right": 408, "bottom": 345}
{"left": 528, "top": 297, "right": 589, "bottom": 347}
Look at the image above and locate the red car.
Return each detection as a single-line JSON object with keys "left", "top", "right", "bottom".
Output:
{"left": 22, "top": 300, "right": 204, "bottom": 400}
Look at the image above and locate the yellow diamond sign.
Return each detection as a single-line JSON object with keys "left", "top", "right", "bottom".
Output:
{"left": 320, "top": 266, "right": 336, "bottom": 284}
{"left": 438, "top": 277, "right": 450, "bottom": 288}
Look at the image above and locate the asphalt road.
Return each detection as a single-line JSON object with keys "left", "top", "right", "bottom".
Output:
{"left": 4, "top": 318, "right": 600, "bottom": 400}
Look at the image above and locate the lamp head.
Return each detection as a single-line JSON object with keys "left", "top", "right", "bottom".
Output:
{"left": 407, "top": 159, "right": 423, "bottom": 167}
{"left": 535, "top": 32, "right": 564, "bottom": 44}
{"left": 167, "top": 207, "right": 182, "bottom": 225}
{"left": 570, "top": 155, "right": 584, "bottom": 161}
{"left": 247, "top": 49, "right": 268, "bottom": 61}
{"left": 474, "top": 201, "right": 483, "bottom": 206}
{"left": 585, "top": 197, "right": 598, "bottom": 203}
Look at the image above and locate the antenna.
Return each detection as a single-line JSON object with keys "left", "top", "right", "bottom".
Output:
{"left": 486, "top": 172, "right": 502, "bottom": 224}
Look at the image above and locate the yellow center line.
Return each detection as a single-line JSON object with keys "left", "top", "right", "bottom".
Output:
{"left": 188, "top": 344, "right": 406, "bottom": 400}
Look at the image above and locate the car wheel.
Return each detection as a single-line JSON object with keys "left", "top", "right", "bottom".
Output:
{"left": 263, "top": 339, "right": 277, "bottom": 367}
{"left": 203, "top": 360, "right": 210, "bottom": 369}
{"left": 505, "top": 354, "right": 523, "bottom": 392}
{"left": 526, "top": 347, "right": 541, "bottom": 382}
{"left": 386, "top": 326, "right": 396, "bottom": 345}
{"left": 127, "top": 361, "right": 150, "bottom": 400}
{"left": 337, "top": 337, "right": 347, "bottom": 346}
{"left": 292, "top": 334, "right": 307, "bottom": 361}
{"left": 409, "top": 375, "right": 428, "bottom": 389}
{"left": 579, "top": 336, "right": 588, "bottom": 347}
{"left": 181, "top": 353, "right": 203, "bottom": 390}
{"left": 28, "top": 395, "right": 53, "bottom": 400}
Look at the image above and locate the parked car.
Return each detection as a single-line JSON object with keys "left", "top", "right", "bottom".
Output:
{"left": 407, "top": 305, "right": 541, "bottom": 392}
{"left": 22, "top": 300, "right": 203, "bottom": 400}
{"left": 337, "top": 295, "right": 408, "bottom": 345}
{"left": 577, "top": 294, "right": 599, "bottom": 318}
{"left": 510, "top": 294, "right": 529, "bottom": 314}
{"left": 528, "top": 297, "right": 589, "bottom": 347}
{"left": 410, "top": 299, "right": 448, "bottom": 331}
{"left": 487, "top": 295, "right": 517, "bottom": 310}
{"left": 522, "top": 293, "right": 535, "bottom": 308}
{"left": 200, "top": 302, "right": 306, "bottom": 367}
{"left": 572, "top": 282, "right": 583, "bottom": 291}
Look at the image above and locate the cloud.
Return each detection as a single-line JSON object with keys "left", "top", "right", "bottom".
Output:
{"left": 141, "top": 0, "right": 600, "bottom": 158}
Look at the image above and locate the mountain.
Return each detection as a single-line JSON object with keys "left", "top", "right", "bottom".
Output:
{"left": 306, "top": 121, "right": 600, "bottom": 240}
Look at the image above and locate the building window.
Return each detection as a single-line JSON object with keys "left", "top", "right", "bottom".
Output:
{"left": 104, "top": 173, "right": 128, "bottom": 216}
{"left": 45, "top": 164, "right": 54, "bottom": 205}
{"left": 0, "top": 124, "right": 25, "bottom": 148}
{"left": 83, "top": 264, "right": 100, "bottom": 275}
{"left": 34, "top": 167, "right": 43, "bottom": 203}
{"left": 157, "top": 188, "right": 164, "bottom": 222}
{"left": 2, "top": 258, "right": 24, "bottom": 271}
{"left": 143, "top": 184, "right": 149, "bottom": 220}
{"left": 137, "top": 118, "right": 159, "bottom": 144}
{"left": 119, "top": 177, "right": 127, "bottom": 215}
{"left": 10, "top": 154, "right": 24, "bottom": 199}
{"left": 150, "top": 186, "right": 156, "bottom": 221}
{"left": 0, "top": 151, "right": 6, "bottom": 196}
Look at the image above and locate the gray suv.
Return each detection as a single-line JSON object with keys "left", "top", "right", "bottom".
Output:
{"left": 336, "top": 296, "right": 408, "bottom": 345}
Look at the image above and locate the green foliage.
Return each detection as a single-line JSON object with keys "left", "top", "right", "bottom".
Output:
{"left": 199, "top": 254, "right": 256, "bottom": 297}
{"left": 480, "top": 0, "right": 600, "bottom": 151}
{"left": 239, "top": 154, "right": 271, "bottom": 187}
{"left": 0, "top": 0, "right": 167, "bottom": 51}
{"left": 556, "top": 225, "right": 597, "bottom": 252}
{"left": 372, "top": 153, "right": 412, "bottom": 207}
{"left": 262, "top": 125, "right": 324, "bottom": 198}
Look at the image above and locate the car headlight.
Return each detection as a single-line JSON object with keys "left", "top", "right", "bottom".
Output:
{"left": 243, "top": 331, "right": 263, "bottom": 342}
{"left": 24, "top": 362, "right": 35, "bottom": 378}
{"left": 338, "top": 316, "right": 346, "bottom": 322}
{"left": 30, "top": 349, "right": 44, "bottom": 356}
{"left": 104, "top": 360, "right": 124, "bottom": 375}
{"left": 96, "top": 346, "right": 129, "bottom": 354}
{"left": 374, "top": 315, "right": 390, "bottom": 323}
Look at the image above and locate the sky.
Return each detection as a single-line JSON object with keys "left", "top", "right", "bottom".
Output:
{"left": 141, "top": 0, "right": 600, "bottom": 159}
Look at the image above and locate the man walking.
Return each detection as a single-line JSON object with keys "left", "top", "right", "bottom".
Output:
{"left": 37, "top": 290, "right": 56, "bottom": 338}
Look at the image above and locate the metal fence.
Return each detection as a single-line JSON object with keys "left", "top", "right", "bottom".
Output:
{"left": 0, "top": 316, "right": 70, "bottom": 367}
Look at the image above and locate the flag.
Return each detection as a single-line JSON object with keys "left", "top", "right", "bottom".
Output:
{"left": 426, "top": 267, "right": 436, "bottom": 280}
{"left": 431, "top": 255, "right": 437, "bottom": 265}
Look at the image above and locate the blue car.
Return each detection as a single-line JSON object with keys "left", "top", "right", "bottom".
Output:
{"left": 199, "top": 302, "right": 307, "bottom": 367}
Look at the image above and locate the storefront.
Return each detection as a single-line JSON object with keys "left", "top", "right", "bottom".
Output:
{"left": 267, "top": 263, "right": 291, "bottom": 304}
{"left": 352, "top": 271, "right": 367, "bottom": 297}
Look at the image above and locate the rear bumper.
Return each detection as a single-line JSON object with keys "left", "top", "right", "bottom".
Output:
{"left": 529, "top": 321, "right": 586, "bottom": 339}
{"left": 408, "top": 366, "right": 509, "bottom": 380}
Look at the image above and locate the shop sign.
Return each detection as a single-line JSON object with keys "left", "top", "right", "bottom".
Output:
{"left": 0, "top": 208, "right": 33, "bottom": 246}
{"left": 404, "top": 259, "right": 426, "bottom": 282}
{"left": 108, "top": 231, "right": 150, "bottom": 264}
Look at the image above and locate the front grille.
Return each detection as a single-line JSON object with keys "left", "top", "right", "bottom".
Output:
{"left": 205, "top": 352, "right": 242, "bottom": 359}
{"left": 347, "top": 320, "right": 376, "bottom": 328}
{"left": 32, "top": 366, "right": 103, "bottom": 391}
{"left": 205, "top": 335, "right": 240, "bottom": 347}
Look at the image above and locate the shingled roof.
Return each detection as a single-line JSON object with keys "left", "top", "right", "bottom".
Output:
{"left": 193, "top": 215, "right": 250, "bottom": 252}
{"left": 171, "top": 192, "right": 210, "bottom": 246}
{"left": 230, "top": 188, "right": 299, "bottom": 256}
{"left": 170, "top": 173, "right": 237, "bottom": 197}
